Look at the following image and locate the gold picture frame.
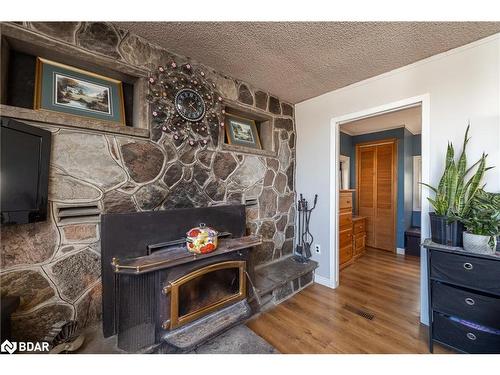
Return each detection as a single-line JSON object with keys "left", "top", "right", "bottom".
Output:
{"left": 34, "top": 57, "right": 126, "bottom": 126}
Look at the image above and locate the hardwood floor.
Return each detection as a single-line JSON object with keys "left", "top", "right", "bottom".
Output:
{"left": 247, "top": 248, "right": 452, "bottom": 353}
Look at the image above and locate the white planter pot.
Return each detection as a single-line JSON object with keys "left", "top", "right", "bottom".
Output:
{"left": 463, "top": 232, "right": 497, "bottom": 254}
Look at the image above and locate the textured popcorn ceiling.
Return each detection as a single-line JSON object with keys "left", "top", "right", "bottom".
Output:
{"left": 341, "top": 105, "right": 422, "bottom": 135}
{"left": 116, "top": 22, "right": 500, "bottom": 103}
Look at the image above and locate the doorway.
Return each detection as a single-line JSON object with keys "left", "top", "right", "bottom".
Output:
{"left": 328, "top": 94, "right": 429, "bottom": 323}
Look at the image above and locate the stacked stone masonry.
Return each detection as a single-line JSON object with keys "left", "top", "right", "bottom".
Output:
{"left": 0, "top": 22, "right": 296, "bottom": 341}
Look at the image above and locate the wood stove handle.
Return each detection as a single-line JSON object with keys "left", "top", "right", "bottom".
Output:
{"left": 162, "top": 283, "right": 172, "bottom": 295}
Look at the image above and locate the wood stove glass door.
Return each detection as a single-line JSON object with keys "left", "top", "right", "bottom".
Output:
{"left": 166, "top": 260, "right": 246, "bottom": 330}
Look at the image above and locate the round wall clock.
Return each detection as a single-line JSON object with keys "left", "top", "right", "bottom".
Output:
{"left": 174, "top": 88, "right": 206, "bottom": 122}
{"left": 147, "top": 61, "right": 224, "bottom": 147}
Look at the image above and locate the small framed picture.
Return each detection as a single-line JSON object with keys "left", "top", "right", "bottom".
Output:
{"left": 34, "top": 58, "right": 126, "bottom": 125}
{"left": 225, "top": 114, "right": 261, "bottom": 149}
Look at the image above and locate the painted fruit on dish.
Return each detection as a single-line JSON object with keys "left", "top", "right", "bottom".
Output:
{"left": 186, "top": 223, "right": 218, "bottom": 254}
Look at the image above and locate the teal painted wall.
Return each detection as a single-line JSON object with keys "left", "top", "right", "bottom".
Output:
{"left": 340, "top": 128, "right": 415, "bottom": 248}
{"left": 412, "top": 134, "right": 422, "bottom": 227}
{"left": 404, "top": 129, "right": 414, "bottom": 235}
{"left": 340, "top": 131, "right": 353, "bottom": 157}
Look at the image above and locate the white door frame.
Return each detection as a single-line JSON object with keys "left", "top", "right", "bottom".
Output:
{"left": 328, "top": 94, "right": 431, "bottom": 323}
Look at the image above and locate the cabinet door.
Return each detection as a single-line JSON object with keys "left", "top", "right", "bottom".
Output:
{"left": 340, "top": 228, "right": 353, "bottom": 248}
{"left": 339, "top": 229, "right": 353, "bottom": 265}
{"left": 340, "top": 245, "right": 353, "bottom": 265}
{"left": 354, "top": 233, "right": 366, "bottom": 255}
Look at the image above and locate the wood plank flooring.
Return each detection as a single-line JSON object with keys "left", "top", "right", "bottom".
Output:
{"left": 247, "top": 248, "right": 452, "bottom": 353}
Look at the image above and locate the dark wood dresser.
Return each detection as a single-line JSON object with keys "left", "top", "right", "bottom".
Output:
{"left": 424, "top": 239, "right": 500, "bottom": 353}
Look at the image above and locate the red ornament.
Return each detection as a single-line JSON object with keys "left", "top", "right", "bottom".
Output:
{"left": 188, "top": 229, "right": 200, "bottom": 237}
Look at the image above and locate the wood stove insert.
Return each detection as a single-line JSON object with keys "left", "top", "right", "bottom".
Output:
{"left": 166, "top": 260, "right": 246, "bottom": 330}
{"left": 101, "top": 205, "right": 260, "bottom": 352}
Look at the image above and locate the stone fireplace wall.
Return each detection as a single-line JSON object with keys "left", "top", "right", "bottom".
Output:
{"left": 0, "top": 22, "right": 296, "bottom": 341}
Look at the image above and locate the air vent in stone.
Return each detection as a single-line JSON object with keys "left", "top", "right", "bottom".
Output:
{"left": 343, "top": 304, "right": 375, "bottom": 321}
{"left": 245, "top": 198, "right": 258, "bottom": 207}
{"left": 56, "top": 203, "right": 101, "bottom": 224}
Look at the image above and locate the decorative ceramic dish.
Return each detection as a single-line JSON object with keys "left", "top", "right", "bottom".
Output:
{"left": 186, "top": 223, "right": 218, "bottom": 254}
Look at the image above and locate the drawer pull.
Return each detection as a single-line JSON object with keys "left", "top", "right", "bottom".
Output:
{"left": 465, "top": 297, "right": 475, "bottom": 306}
{"left": 463, "top": 262, "right": 473, "bottom": 270}
{"left": 466, "top": 332, "right": 477, "bottom": 341}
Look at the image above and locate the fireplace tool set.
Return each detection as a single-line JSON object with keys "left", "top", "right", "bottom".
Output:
{"left": 293, "top": 194, "right": 318, "bottom": 264}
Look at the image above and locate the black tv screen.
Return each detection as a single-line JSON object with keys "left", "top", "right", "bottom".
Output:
{"left": 1, "top": 117, "right": 51, "bottom": 225}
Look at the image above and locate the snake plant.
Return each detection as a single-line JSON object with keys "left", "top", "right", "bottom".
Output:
{"left": 421, "top": 124, "right": 493, "bottom": 218}
{"left": 460, "top": 189, "right": 500, "bottom": 246}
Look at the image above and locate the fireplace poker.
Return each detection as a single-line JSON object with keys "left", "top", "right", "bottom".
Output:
{"left": 293, "top": 194, "right": 318, "bottom": 264}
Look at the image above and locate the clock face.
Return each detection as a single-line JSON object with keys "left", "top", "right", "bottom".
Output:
{"left": 174, "top": 88, "right": 206, "bottom": 122}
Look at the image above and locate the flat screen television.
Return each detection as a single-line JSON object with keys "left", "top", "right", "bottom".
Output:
{"left": 1, "top": 117, "right": 51, "bottom": 225}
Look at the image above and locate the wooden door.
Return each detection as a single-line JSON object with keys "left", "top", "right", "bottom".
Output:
{"left": 357, "top": 146, "right": 376, "bottom": 248}
{"left": 356, "top": 140, "right": 397, "bottom": 251}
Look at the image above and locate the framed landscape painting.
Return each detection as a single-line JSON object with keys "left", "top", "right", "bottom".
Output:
{"left": 225, "top": 113, "right": 261, "bottom": 149}
{"left": 34, "top": 58, "right": 125, "bottom": 125}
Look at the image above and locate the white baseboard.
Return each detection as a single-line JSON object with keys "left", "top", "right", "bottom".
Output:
{"left": 396, "top": 247, "right": 405, "bottom": 255}
{"left": 314, "top": 273, "right": 337, "bottom": 288}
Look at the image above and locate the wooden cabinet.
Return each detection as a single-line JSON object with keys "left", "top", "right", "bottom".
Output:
{"left": 339, "top": 190, "right": 354, "bottom": 269}
{"left": 339, "top": 193, "right": 353, "bottom": 210}
{"left": 339, "top": 212, "right": 353, "bottom": 228}
{"left": 352, "top": 216, "right": 366, "bottom": 258}
{"left": 339, "top": 190, "right": 367, "bottom": 269}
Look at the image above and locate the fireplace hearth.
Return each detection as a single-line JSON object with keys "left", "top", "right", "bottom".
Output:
{"left": 101, "top": 205, "right": 261, "bottom": 352}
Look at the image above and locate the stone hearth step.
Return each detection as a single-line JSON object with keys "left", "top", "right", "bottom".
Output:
{"left": 253, "top": 256, "right": 318, "bottom": 306}
{"left": 162, "top": 300, "right": 251, "bottom": 350}
{"left": 190, "top": 325, "right": 278, "bottom": 354}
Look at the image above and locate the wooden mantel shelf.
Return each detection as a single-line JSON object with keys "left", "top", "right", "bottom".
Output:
{"left": 112, "top": 235, "right": 262, "bottom": 275}
{"left": 0, "top": 105, "right": 150, "bottom": 138}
